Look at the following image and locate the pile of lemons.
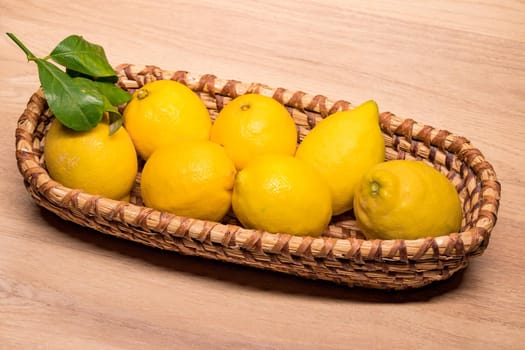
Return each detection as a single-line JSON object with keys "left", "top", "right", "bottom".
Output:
{"left": 44, "top": 80, "right": 462, "bottom": 240}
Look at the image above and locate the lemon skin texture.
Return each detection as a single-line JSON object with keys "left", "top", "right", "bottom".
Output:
{"left": 296, "top": 100, "right": 385, "bottom": 215}
{"left": 44, "top": 119, "right": 138, "bottom": 201}
{"left": 210, "top": 94, "right": 297, "bottom": 170}
{"left": 354, "top": 159, "right": 463, "bottom": 240}
{"left": 232, "top": 154, "right": 332, "bottom": 237}
{"left": 140, "top": 140, "right": 237, "bottom": 222}
{"left": 123, "top": 79, "right": 211, "bottom": 160}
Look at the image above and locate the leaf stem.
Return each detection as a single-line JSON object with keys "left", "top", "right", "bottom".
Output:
{"left": 6, "top": 32, "right": 38, "bottom": 61}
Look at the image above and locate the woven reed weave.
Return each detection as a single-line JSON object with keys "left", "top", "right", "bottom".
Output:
{"left": 15, "top": 64, "right": 501, "bottom": 290}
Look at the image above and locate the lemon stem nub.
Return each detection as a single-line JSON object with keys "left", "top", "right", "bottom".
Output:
{"left": 370, "top": 180, "right": 380, "bottom": 196}
{"left": 240, "top": 103, "right": 250, "bottom": 111}
{"left": 137, "top": 88, "right": 149, "bottom": 100}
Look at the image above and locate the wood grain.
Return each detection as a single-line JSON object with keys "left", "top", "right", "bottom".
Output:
{"left": 1, "top": 1, "right": 524, "bottom": 349}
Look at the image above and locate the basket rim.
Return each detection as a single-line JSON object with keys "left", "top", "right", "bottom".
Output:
{"left": 15, "top": 63, "right": 501, "bottom": 263}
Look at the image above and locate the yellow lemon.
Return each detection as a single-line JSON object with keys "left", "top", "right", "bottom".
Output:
{"left": 296, "top": 100, "right": 385, "bottom": 215}
{"left": 232, "top": 154, "right": 332, "bottom": 237}
{"left": 354, "top": 160, "right": 463, "bottom": 240}
{"left": 123, "top": 79, "right": 211, "bottom": 160}
{"left": 44, "top": 119, "right": 138, "bottom": 200}
{"left": 140, "top": 140, "right": 237, "bottom": 222}
{"left": 210, "top": 94, "right": 297, "bottom": 170}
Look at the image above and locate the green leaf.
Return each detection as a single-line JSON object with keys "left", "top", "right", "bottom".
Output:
{"left": 101, "top": 95, "right": 124, "bottom": 135}
{"left": 108, "top": 111, "right": 124, "bottom": 136}
{"left": 49, "top": 35, "right": 116, "bottom": 78}
{"left": 66, "top": 68, "right": 129, "bottom": 105}
{"left": 94, "top": 81, "right": 131, "bottom": 106}
{"left": 36, "top": 60, "right": 104, "bottom": 131}
{"left": 66, "top": 68, "right": 118, "bottom": 83}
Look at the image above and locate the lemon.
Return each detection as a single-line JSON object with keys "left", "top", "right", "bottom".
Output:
{"left": 44, "top": 119, "right": 138, "bottom": 200}
{"left": 210, "top": 94, "right": 297, "bottom": 170}
{"left": 140, "top": 140, "right": 237, "bottom": 221}
{"left": 354, "top": 160, "right": 463, "bottom": 240}
{"left": 123, "top": 79, "right": 211, "bottom": 160}
{"left": 232, "top": 154, "right": 332, "bottom": 237}
{"left": 296, "top": 100, "right": 385, "bottom": 215}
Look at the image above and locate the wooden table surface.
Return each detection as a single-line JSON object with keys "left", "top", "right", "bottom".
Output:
{"left": 1, "top": 1, "right": 524, "bottom": 349}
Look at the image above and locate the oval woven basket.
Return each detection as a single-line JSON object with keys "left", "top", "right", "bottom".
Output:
{"left": 15, "top": 64, "right": 501, "bottom": 290}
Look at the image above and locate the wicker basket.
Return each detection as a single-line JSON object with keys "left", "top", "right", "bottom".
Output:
{"left": 15, "top": 64, "right": 501, "bottom": 290}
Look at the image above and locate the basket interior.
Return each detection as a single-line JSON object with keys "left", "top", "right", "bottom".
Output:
{"left": 31, "top": 77, "right": 488, "bottom": 244}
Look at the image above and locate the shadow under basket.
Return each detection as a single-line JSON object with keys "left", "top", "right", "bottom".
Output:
{"left": 15, "top": 64, "right": 501, "bottom": 290}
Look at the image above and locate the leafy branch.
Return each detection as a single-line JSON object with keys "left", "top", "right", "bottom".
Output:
{"left": 6, "top": 33, "right": 130, "bottom": 134}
